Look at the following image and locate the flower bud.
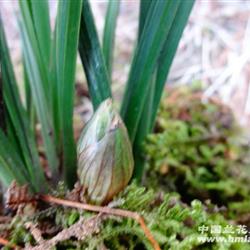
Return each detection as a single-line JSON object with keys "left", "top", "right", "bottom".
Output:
{"left": 77, "top": 99, "right": 134, "bottom": 204}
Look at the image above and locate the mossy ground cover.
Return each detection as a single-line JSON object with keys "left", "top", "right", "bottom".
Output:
{"left": 1, "top": 86, "right": 250, "bottom": 250}
{"left": 144, "top": 86, "right": 250, "bottom": 219}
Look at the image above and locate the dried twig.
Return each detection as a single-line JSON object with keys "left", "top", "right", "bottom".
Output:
{"left": 25, "top": 222, "right": 45, "bottom": 245}
{"left": 0, "top": 237, "right": 16, "bottom": 249}
{"left": 39, "top": 194, "right": 161, "bottom": 250}
{"left": 6, "top": 181, "right": 37, "bottom": 213}
{"left": 0, "top": 216, "right": 11, "bottom": 223}
{"left": 25, "top": 214, "right": 106, "bottom": 250}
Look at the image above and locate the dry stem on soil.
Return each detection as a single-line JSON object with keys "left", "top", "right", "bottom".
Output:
{"left": 25, "top": 214, "right": 106, "bottom": 250}
{"left": 40, "top": 194, "right": 161, "bottom": 250}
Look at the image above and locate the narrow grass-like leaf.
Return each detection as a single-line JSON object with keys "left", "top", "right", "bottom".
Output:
{"left": 19, "top": 0, "right": 51, "bottom": 105}
{"left": 79, "top": 0, "right": 112, "bottom": 110}
{"left": 29, "top": 0, "right": 51, "bottom": 68}
{"left": 19, "top": 19, "right": 58, "bottom": 179}
{"left": 55, "top": 0, "right": 83, "bottom": 188}
{"left": 136, "top": 0, "right": 156, "bottom": 133}
{"left": 132, "top": 0, "right": 156, "bottom": 179}
{"left": 103, "top": 0, "right": 120, "bottom": 77}
{"left": 0, "top": 158, "right": 17, "bottom": 187}
{"left": 133, "top": 76, "right": 156, "bottom": 179}
{"left": 21, "top": 0, "right": 51, "bottom": 135}
{"left": 150, "top": 0, "right": 195, "bottom": 130}
{"left": 0, "top": 16, "right": 47, "bottom": 191}
{"left": 0, "top": 62, "right": 5, "bottom": 131}
{"left": 23, "top": 59, "right": 36, "bottom": 131}
{"left": 133, "top": 76, "right": 157, "bottom": 181}
{"left": 50, "top": 31, "right": 61, "bottom": 153}
{"left": 24, "top": 59, "right": 31, "bottom": 113}
{"left": 5, "top": 112, "right": 21, "bottom": 154}
{"left": 22, "top": 0, "right": 60, "bottom": 150}
{"left": 121, "top": 0, "right": 181, "bottom": 143}
{"left": 133, "top": 1, "right": 195, "bottom": 180}
{"left": 0, "top": 130, "right": 29, "bottom": 187}
{"left": 138, "top": 0, "right": 153, "bottom": 40}
{"left": 136, "top": 0, "right": 156, "bottom": 139}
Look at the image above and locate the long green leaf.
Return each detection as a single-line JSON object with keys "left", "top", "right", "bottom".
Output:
{"left": 136, "top": 0, "right": 156, "bottom": 134}
{"left": 0, "top": 130, "right": 29, "bottom": 187}
{"left": 0, "top": 16, "right": 47, "bottom": 191}
{"left": 28, "top": 0, "right": 52, "bottom": 125}
{"left": 132, "top": 0, "right": 156, "bottom": 179}
{"left": 19, "top": 19, "right": 58, "bottom": 179}
{"left": 0, "top": 157, "right": 16, "bottom": 187}
{"left": 19, "top": 0, "right": 51, "bottom": 104}
{"left": 79, "top": 0, "right": 112, "bottom": 110}
{"left": 133, "top": 0, "right": 195, "bottom": 180}
{"left": 55, "top": 0, "right": 83, "bottom": 188}
{"left": 121, "top": 0, "right": 181, "bottom": 143}
{"left": 0, "top": 58, "right": 5, "bottom": 131}
{"left": 103, "top": 0, "right": 120, "bottom": 77}
{"left": 138, "top": 0, "right": 153, "bottom": 41}
{"left": 137, "top": 0, "right": 155, "bottom": 135}
{"left": 0, "top": 54, "right": 30, "bottom": 187}
{"left": 150, "top": 0, "right": 195, "bottom": 130}
{"left": 23, "top": 59, "right": 31, "bottom": 115}
{"left": 29, "top": 0, "right": 51, "bottom": 68}
{"left": 133, "top": 78, "right": 156, "bottom": 179}
{"left": 22, "top": 0, "right": 60, "bottom": 152}
{"left": 23, "top": 58, "right": 36, "bottom": 134}
{"left": 50, "top": 30, "right": 61, "bottom": 153}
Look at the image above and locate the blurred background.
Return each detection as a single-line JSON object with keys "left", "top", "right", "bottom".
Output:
{"left": 1, "top": 0, "right": 250, "bottom": 125}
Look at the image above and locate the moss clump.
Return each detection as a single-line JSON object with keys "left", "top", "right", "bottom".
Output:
{"left": 5, "top": 183, "right": 250, "bottom": 250}
{"left": 95, "top": 183, "right": 248, "bottom": 250}
{"left": 144, "top": 86, "right": 250, "bottom": 219}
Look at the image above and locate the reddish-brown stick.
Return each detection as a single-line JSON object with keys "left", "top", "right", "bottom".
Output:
{"left": 0, "top": 237, "right": 16, "bottom": 249}
{"left": 39, "top": 194, "right": 161, "bottom": 250}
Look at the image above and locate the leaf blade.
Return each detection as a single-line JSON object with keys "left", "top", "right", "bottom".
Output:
{"left": 0, "top": 130, "right": 29, "bottom": 187}
{"left": 19, "top": 0, "right": 51, "bottom": 104}
{"left": 55, "top": 0, "right": 83, "bottom": 187}
{"left": 79, "top": 0, "right": 112, "bottom": 110}
{"left": 129, "top": 0, "right": 195, "bottom": 180}
{"left": 121, "top": 0, "right": 181, "bottom": 143}
{"left": 103, "top": 0, "right": 120, "bottom": 77}
{"left": 150, "top": 0, "right": 195, "bottom": 130}
{"left": 19, "top": 17, "right": 59, "bottom": 179}
{"left": 29, "top": 0, "right": 51, "bottom": 68}
{"left": 132, "top": 0, "right": 156, "bottom": 179}
{"left": 0, "top": 16, "right": 47, "bottom": 191}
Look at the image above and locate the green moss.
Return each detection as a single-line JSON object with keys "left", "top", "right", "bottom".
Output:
{"left": 3, "top": 217, "right": 34, "bottom": 249}
{"left": 144, "top": 86, "right": 250, "bottom": 219}
{"left": 6, "top": 182, "right": 250, "bottom": 250}
{"left": 76, "top": 183, "right": 250, "bottom": 250}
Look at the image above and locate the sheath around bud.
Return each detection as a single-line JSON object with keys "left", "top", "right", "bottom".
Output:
{"left": 77, "top": 99, "right": 134, "bottom": 204}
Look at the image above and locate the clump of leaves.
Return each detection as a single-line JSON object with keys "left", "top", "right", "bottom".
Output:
{"left": 0, "top": 0, "right": 195, "bottom": 194}
{"left": 144, "top": 86, "right": 250, "bottom": 218}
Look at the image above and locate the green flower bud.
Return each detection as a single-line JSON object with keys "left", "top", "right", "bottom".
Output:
{"left": 77, "top": 99, "right": 134, "bottom": 204}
